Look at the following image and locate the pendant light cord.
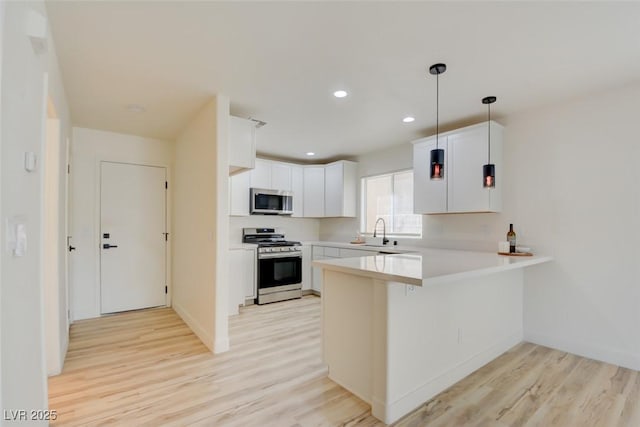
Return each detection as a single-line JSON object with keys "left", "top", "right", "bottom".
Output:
{"left": 487, "top": 102, "right": 491, "bottom": 162}
{"left": 436, "top": 72, "right": 439, "bottom": 150}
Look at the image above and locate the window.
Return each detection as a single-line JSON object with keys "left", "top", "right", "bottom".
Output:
{"left": 361, "top": 170, "right": 422, "bottom": 237}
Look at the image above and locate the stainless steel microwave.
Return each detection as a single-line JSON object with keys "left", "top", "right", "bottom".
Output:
{"left": 250, "top": 188, "right": 293, "bottom": 215}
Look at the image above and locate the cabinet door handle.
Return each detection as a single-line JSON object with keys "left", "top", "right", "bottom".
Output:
{"left": 102, "top": 244, "right": 119, "bottom": 249}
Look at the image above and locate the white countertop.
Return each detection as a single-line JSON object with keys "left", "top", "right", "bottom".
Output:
{"left": 302, "top": 240, "right": 416, "bottom": 254}
{"left": 312, "top": 248, "right": 552, "bottom": 286}
{"left": 229, "top": 243, "right": 258, "bottom": 250}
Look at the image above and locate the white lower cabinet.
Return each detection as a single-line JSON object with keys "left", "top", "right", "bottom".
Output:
{"left": 310, "top": 245, "right": 375, "bottom": 294}
{"left": 228, "top": 247, "right": 256, "bottom": 315}
{"left": 301, "top": 245, "right": 312, "bottom": 291}
{"left": 338, "top": 248, "right": 371, "bottom": 258}
{"left": 311, "top": 246, "right": 326, "bottom": 293}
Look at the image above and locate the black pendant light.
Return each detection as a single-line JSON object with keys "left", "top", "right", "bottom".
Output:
{"left": 429, "top": 63, "right": 446, "bottom": 180}
{"left": 482, "top": 96, "right": 497, "bottom": 188}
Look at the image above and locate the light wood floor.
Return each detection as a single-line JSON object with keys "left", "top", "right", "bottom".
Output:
{"left": 49, "top": 296, "right": 640, "bottom": 426}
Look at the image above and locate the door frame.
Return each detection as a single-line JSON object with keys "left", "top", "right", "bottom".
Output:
{"left": 95, "top": 160, "right": 172, "bottom": 313}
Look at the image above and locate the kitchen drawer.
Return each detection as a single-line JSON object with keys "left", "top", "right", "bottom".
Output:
{"left": 312, "top": 246, "right": 324, "bottom": 259}
{"left": 323, "top": 247, "right": 340, "bottom": 258}
{"left": 339, "top": 248, "right": 371, "bottom": 258}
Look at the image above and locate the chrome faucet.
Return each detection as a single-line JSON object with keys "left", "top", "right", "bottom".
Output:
{"left": 373, "top": 218, "right": 389, "bottom": 245}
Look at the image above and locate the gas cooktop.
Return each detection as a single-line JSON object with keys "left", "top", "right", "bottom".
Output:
{"left": 242, "top": 227, "right": 301, "bottom": 247}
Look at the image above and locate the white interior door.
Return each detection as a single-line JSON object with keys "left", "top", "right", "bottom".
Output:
{"left": 100, "top": 162, "right": 167, "bottom": 314}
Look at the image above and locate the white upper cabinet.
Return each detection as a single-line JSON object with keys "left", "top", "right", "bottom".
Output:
{"left": 413, "top": 121, "right": 503, "bottom": 214}
{"left": 303, "top": 166, "right": 325, "bottom": 218}
{"left": 448, "top": 122, "right": 503, "bottom": 213}
{"left": 413, "top": 137, "right": 448, "bottom": 214}
{"left": 249, "top": 159, "right": 292, "bottom": 191}
{"left": 290, "top": 165, "right": 304, "bottom": 217}
{"left": 250, "top": 158, "right": 272, "bottom": 189}
{"left": 271, "top": 162, "right": 292, "bottom": 191}
{"left": 229, "top": 116, "right": 256, "bottom": 175}
{"left": 324, "top": 160, "right": 357, "bottom": 217}
{"left": 229, "top": 158, "right": 358, "bottom": 218}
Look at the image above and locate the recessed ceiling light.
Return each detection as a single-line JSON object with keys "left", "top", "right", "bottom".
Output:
{"left": 306, "top": 152, "right": 316, "bottom": 156}
{"left": 126, "top": 104, "right": 146, "bottom": 113}
{"left": 403, "top": 116, "right": 415, "bottom": 123}
{"left": 333, "top": 90, "right": 348, "bottom": 98}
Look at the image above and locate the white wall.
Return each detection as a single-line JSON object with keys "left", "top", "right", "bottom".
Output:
{"left": 45, "top": 18, "right": 73, "bottom": 381}
{"left": 320, "top": 82, "right": 640, "bottom": 370}
{"left": 43, "top": 117, "right": 63, "bottom": 376}
{"left": 1, "top": 0, "right": 71, "bottom": 418}
{"left": 213, "top": 96, "right": 230, "bottom": 353}
{"left": 505, "top": 83, "right": 640, "bottom": 371}
{"left": 172, "top": 96, "right": 230, "bottom": 354}
{"left": 69, "top": 127, "right": 172, "bottom": 320}
{"left": 0, "top": 0, "right": 5, "bottom": 415}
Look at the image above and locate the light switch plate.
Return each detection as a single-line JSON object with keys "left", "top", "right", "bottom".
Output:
{"left": 24, "top": 152, "right": 37, "bottom": 172}
{"left": 6, "top": 217, "right": 27, "bottom": 256}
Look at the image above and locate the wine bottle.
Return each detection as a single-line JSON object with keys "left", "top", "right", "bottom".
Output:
{"left": 507, "top": 224, "right": 516, "bottom": 253}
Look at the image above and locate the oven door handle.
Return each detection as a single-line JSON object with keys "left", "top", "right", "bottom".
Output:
{"left": 258, "top": 252, "right": 303, "bottom": 260}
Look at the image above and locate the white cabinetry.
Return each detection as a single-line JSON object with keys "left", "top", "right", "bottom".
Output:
{"left": 303, "top": 167, "right": 325, "bottom": 218}
{"left": 250, "top": 159, "right": 272, "bottom": 189}
{"left": 249, "top": 160, "right": 292, "bottom": 191}
{"left": 413, "top": 137, "right": 448, "bottom": 214}
{"left": 291, "top": 166, "right": 304, "bottom": 217}
{"left": 310, "top": 245, "right": 374, "bottom": 294}
{"left": 311, "top": 246, "right": 334, "bottom": 293}
{"left": 228, "top": 247, "right": 256, "bottom": 314}
{"left": 324, "top": 161, "right": 357, "bottom": 217}
{"left": 271, "top": 162, "right": 292, "bottom": 191}
{"left": 413, "top": 121, "right": 503, "bottom": 214}
{"left": 229, "top": 158, "right": 358, "bottom": 218}
{"left": 229, "top": 170, "right": 251, "bottom": 216}
{"left": 448, "top": 123, "right": 503, "bottom": 213}
{"left": 229, "top": 116, "right": 256, "bottom": 175}
{"left": 301, "top": 245, "right": 312, "bottom": 291}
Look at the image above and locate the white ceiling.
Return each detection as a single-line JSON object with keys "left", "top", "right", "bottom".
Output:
{"left": 46, "top": 1, "right": 640, "bottom": 162}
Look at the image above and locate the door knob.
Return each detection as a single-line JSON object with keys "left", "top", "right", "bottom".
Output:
{"left": 103, "top": 244, "right": 119, "bottom": 249}
{"left": 69, "top": 245, "right": 76, "bottom": 252}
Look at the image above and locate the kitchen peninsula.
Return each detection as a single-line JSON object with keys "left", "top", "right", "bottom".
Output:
{"left": 313, "top": 249, "right": 552, "bottom": 424}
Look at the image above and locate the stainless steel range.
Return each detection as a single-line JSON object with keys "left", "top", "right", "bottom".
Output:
{"left": 243, "top": 228, "right": 302, "bottom": 305}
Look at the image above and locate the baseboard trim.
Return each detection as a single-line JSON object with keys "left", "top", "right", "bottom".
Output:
{"left": 173, "top": 302, "right": 214, "bottom": 353}
{"left": 524, "top": 332, "right": 640, "bottom": 371}
{"left": 214, "top": 337, "right": 230, "bottom": 354}
{"left": 381, "top": 332, "right": 523, "bottom": 424}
